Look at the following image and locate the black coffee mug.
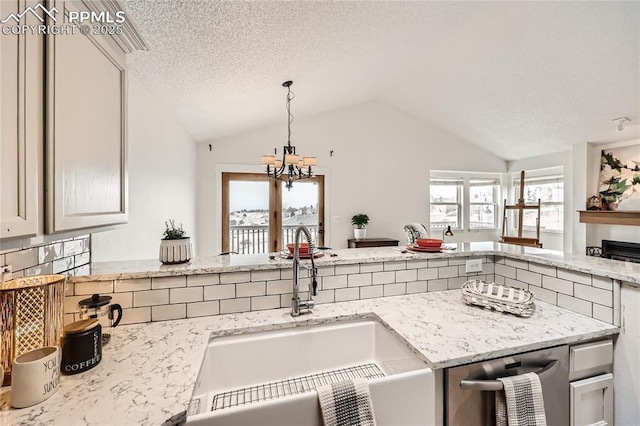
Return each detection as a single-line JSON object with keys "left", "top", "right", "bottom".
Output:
{"left": 61, "top": 323, "right": 102, "bottom": 375}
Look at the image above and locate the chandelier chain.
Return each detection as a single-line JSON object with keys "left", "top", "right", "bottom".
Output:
{"left": 286, "top": 86, "right": 295, "bottom": 148}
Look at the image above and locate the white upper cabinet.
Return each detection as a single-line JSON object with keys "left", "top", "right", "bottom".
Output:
{"left": 46, "top": 0, "right": 128, "bottom": 233}
{"left": 1, "top": 0, "right": 145, "bottom": 241}
{"left": 0, "top": 0, "right": 42, "bottom": 239}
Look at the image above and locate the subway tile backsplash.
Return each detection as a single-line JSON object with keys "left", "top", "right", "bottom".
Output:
{"left": 1, "top": 235, "right": 90, "bottom": 279}
{"left": 61, "top": 254, "right": 617, "bottom": 327}
{"left": 493, "top": 255, "right": 615, "bottom": 325}
{"left": 6, "top": 248, "right": 38, "bottom": 271}
{"left": 63, "top": 256, "right": 491, "bottom": 324}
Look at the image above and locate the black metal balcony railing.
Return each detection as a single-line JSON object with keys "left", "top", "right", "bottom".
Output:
{"left": 229, "top": 225, "right": 318, "bottom": 254}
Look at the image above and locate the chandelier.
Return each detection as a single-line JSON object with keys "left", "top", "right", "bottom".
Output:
{"left": 260, "top": 81, "right": 317, "bottom": 190}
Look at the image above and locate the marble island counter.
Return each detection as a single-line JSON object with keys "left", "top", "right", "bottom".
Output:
{"left": 71, "top": 242, "right": 640, "bottom": 287}
{"left": 0, "top": 290, "right": 618, "bottom": 426}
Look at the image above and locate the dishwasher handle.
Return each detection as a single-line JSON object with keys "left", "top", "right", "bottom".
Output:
{"left": 460, "top": 359, "right": 558, "bottom": 391}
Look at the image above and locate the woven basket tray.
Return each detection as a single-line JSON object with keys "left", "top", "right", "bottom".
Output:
{"left": 461, "top": 280, "right": 536, "bottom": 317}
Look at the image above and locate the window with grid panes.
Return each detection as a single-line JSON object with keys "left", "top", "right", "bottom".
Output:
{"left": 512, "top": 174, "right": 563, "bottom": 232}
{"left": 430, "top": 177, "right": 463, "bottom": 230}
{"left": 470, "top": 178, "right": 499, "bottom": 229}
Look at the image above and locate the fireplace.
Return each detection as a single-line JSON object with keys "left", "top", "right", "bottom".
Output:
{"left": 601, "top": 240, "right": 640, "bottom": 263}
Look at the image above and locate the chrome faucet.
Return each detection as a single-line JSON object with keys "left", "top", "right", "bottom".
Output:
{"left": 291, "top": 225, "right": 318, "bottom": 317}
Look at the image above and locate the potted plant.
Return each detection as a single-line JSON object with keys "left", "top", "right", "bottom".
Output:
{"left": 159, "top": 220, "right": 192, "bottom": 264}
{"left": 351, "top": 213, "right": 369, "bottom": 239}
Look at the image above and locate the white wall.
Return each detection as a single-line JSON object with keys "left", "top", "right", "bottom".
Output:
{"left": 571, "top": 142, "right": 589, "bottom": 253}
{"left": 91, "top": 76, "right": 197, "bottom": 262}
{"left": 507, "top": 151, "right": 572, "bottom": 251}
{"left": 197, "top": 101, "right": 506, "bottom": 256}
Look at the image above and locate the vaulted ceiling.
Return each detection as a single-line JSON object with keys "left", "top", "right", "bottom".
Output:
{"left": 123, "top": 0, "right": 640, "bottom": 160}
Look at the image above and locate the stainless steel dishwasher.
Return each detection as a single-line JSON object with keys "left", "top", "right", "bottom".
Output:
{"left": 445, "top": 345, "right": 569, "bottom": 426}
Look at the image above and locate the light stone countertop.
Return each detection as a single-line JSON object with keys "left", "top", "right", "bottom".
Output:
{"left": 0, "top": 290, "right": 618, "bottom": 425}
{"left": 72, "top": 242, "right": 640, "bottom": 287}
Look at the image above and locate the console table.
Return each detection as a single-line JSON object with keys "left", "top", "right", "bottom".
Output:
{"left": 348, "top": 238, "right": 400, "bottom": 248}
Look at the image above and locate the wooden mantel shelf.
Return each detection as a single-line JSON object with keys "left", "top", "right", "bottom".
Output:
{"left": 578, "top": 210, "right": 640, "bottom": 226}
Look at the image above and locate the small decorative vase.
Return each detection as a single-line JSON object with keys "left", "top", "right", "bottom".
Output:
{"left": 159, "top": 238, "right": 192, "bottom": 264}
{"left": 353, "top": 228, "right": 367, "bottom": 239}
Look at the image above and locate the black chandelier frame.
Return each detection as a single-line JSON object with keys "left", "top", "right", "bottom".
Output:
{"left": 264, "top": 81, "right": 316, "bottom": 190}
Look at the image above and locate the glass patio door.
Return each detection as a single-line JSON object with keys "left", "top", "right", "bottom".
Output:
{"left": 222, "top": 173, "right": 324, "bottom": 254}
{"left": 222, "top": 173, "right": 272, "bottom": 254}
{"left": 281, "top": 177, "right": 324, "bottom": 248}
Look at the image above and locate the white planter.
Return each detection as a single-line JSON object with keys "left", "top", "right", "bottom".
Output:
{"left": 159, "top": 238, "right": 192, "bottom": 264}
{"left": 353, "top": 228, "right": 367, "bottom": 239}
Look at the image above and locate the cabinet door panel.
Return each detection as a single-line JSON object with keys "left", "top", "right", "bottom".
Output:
{"left": 56, "top": 26, "right": 123, "bottom": 215}
{"left": 0, "top": 0, "right": 41, "bottom": 239}
{"left": 570, "top": 373, "right": 613, "bottom": 426}
{"left": 46, "top": 0, "right": 127, "bottom": 232}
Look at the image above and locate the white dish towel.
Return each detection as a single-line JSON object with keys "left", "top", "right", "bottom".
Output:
{"left": 496, "top": 372, "right": 547, "bottom": 426}
{"left": 317, "top": 378, "right": 377, "bottom": 426}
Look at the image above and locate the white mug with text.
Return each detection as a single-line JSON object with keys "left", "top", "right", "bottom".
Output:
{"left": 11, "top": 346, "right": 61, "bottom": 408}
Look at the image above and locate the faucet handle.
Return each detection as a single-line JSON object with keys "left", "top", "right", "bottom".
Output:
{"left": 298, "top": 300, "right": 315, "bottom": 311}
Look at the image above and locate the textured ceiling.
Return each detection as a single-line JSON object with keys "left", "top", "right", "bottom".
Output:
{"left": 123, "top": 0, "right": 640, "bottom": 160}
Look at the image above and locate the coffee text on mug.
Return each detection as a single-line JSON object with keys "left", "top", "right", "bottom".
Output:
{"left": 64, "top": 354, "right": 101, "bottom": 372}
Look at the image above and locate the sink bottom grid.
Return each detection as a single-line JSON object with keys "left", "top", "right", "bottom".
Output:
{"left": 211, "top": 362, "right": 385, "bottom": 411}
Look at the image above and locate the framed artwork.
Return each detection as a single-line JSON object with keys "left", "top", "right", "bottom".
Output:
{"left": 599, "top": 145, "right": 640, "bottom": 210}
